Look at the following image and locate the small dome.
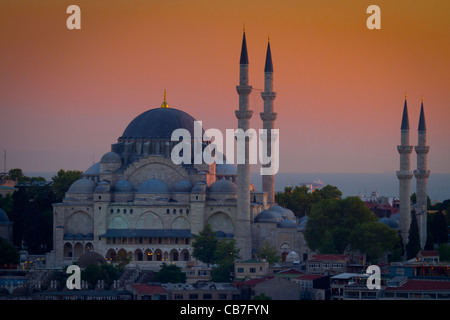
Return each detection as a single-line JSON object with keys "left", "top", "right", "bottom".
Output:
{"left": 209, "top": 179, "right": 237, "bottom": 193}
{"left": 286, "top": 251, "right": 300, "bottom": 263}
{"left": 390, "top": 213, "right": 400, "bottom": 221}
{"left": 191, "top": 182, "right": 207, "bottom": 193}
{"left": 255, "top": 210, "right": 279, "bottom": 223}
{"left": 378, "top": 217, "right": 399, "bottom": 229}
{"left": 82, "top": 162, "right": 100, "bottom": 175}
{"left": 136, "top": 178, "right": 170, "bottom": 194}
{"left": 269, "top": 205, "right": 287, "bottom": 214}
{"left": 94, "top": 181, "right": 109, "bottom": 193}
{"left": 277, "top": 219, "right": 297, "bottom": 228}
{"left": 0, "top": 208, "right": 9, "bottom": 223}
{"left": 67, "top": 178, "right": 96, "bottom": 194}
{"left": 77, "top": 251, "right": 105, "bottom": 269}
{"left": 297, "top": 216, "right": 308, "bottom": 231}
{"left": 114, "top": 179, "right": 133, "bottom": 193}
{"left": 100, "top": 151, "right": 121, "bottom": 163}
{"left": 174, "top": 180, "right": 193, "bottom": 193}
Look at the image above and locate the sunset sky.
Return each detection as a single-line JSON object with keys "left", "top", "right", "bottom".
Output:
{"left": 1, "top": 0, "right": 449, "bottom": 175}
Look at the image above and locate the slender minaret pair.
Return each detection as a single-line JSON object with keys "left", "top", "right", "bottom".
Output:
{"left": 235, "top": 29, "right": 276, "bottom": 260}
{"left": 397, "top": 94, "right": 430, "bottom": 249}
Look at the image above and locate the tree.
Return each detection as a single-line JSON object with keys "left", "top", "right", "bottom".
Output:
{"left": 410, "top": 193, "right": 431, "bottom": 210}
{"left": 438, "top": 244, "right": 450, "bottom": 262}
{"left": 428, "top": 212, "right": 448, "bottom": 245}
{"left": 317, "top": 185, "right": 342, "bottom": 200}
{"left": 389, "top": 234, "right": 405, "bottom": 263}
{"left": 52, "top": 169, "right": 82, "bottom": 202}
{"left": 81, "top": 263, "right": 120, "bottom": 287}
{"left": 8, "top": 168, "right": 45, "bottom": 184}
{"left": 153, "top": 263, "right": 186, "bottom": 283}
{"left": 8, "top": 168, "right": 24, "bottom": 182}
{"left": 191, "top": 224, "right": 218, "bottom": 266}
{"left": 113, "top": 250, "right": 132, "bottom": 270}
{"left": 349, "top": 222, "right": 398, "bottom": 264}
{"left": 304, "top": 196, "right": 397, "bottom": 256}
{"left": 211, "top": 239, "right": 240, "bottom": 282}
{"left": 0, "top": 237, "right": 19, "bottom": 265}
{"left": 256, "top": 241, "right": 280, "bottom": 266}
{"left": 275, "top": 184, "right": 342, "bottom": 217}
{"left": 405, "top": 211, "right": 421, "bottom": 260}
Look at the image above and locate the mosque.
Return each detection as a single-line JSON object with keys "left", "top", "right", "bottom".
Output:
{"left": 48, "top": 31, "right": 314, "bottom": 269}
{"left": 48, "top": 30, "right": 430, "bottom": 270}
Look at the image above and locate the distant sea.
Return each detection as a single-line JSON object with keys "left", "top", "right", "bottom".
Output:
{"left": 25, "top": 171, "right": 450, "bottom": 203}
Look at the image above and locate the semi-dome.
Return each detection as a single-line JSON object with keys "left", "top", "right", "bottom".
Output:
{"left": 277, "top": 219, "right": 297, "bottom": 228}
{"left": 120, "top": 107, "right": 200, "bottom": 140}
{"left": 174, "top": 180, "right": 193, "bottom": 193}
{"left": 67, "top": 178, "right": 97, "bottom": 194}
{"left": 209, "top": 179, "right": 237, "bottom": 193}
{"left": 114, "top": 179, "right": 133, "bottom": 193}
{"left": 136, "top": 178, "right": 170, "bottom": 194}
{"left": 82, "top": 162, "right": 100, "bottom": 175}
{"left": 0, "top": 208, "right": 9, "bottom": 223}
{"left": 100, "top": 151, "right": 121, "bottom": 163}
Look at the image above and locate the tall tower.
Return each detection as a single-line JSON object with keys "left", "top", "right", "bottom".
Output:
{"left": 397, "top": 94, "right": 414, "bottom": 246}
{"left": 414, "top": 98, "right": 430, "bottom": 249}
{"left": 235, "top": 29, "right": 253, "bottom": 260}
{"left": 260, "top": 37, "right": 277, "bottom": 204}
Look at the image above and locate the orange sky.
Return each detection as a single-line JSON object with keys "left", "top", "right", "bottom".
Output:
{"left": 0, "top": 0, "right": 449, "bottom": 174}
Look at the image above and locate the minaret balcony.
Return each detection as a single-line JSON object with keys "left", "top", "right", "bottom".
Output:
{"left": 414, "top": 146, "right": 430, "bottom": 154}
{"left": 396, "top": 171, "right": 413, "bottom": 180}
{"left": 397, "top": 145, "right": 413, "bottom": 154}
{"left": 236, "top": 85, "right": 252, "bottom": 95}
{"left": 260, "top": 112, "right": 277, "bottom": 121}
{"left": 414, "top": 169, "right": 430, "bottom": 179}
{"left": 261, "top": 92, "right": 277, "bottom": 100}
{"left": 235, "top": 110, "right": 253, "bottom": 120}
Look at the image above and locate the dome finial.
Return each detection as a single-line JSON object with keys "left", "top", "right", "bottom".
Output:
{"left": 161, "top": 89, "right": 169, "bottom": 108}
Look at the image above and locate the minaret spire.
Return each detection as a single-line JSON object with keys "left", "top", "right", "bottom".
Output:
{"left": 239, "top": 28, "right": 249, "bottom": 65}
{"left": 260, "top": 37, "right": 277, "bottom": 203}
{"left": 414, "top": 97, "right": 430, "bottom": 248}
{"left": 397, "top": 94, "right": 413, "bottom": 247}
{"left": 401, "top": 94, "right": 409, "bottom": 130}
{"left": 235, "top": 28, "right": 253, "bottom": 260}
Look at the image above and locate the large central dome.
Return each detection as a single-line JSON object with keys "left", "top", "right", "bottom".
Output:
{"left": 120, "top": 107, "right": 198, "bottom": 140}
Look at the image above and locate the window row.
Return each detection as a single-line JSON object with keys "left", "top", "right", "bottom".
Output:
{"left": 105, "top": 237, "right": 190, "bottom": 245}
{"left": 108, "top": 208, "right": 190, "bottom": 214}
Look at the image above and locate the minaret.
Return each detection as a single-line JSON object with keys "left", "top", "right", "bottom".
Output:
{"left": 235, "top": 28, "right": 253, "bottom": 260}
{"left": 260, "top": 37, "right": 277, "bottom": 203}
{"left": 414, "top": 97, "right": 430, "bottom": 249}
{"left": 397, "top": 94, "right": 414, "bottom": 246}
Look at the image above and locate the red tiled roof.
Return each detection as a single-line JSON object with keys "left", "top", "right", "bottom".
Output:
{"left": 132, "top": 284, "right": 167, "bottom": 294}
{"left": 309, "top": 254, "right": 350, "bottom": 261}
{"left": 296, "top": 274, "right": 325, "bottom": 281}
{"left": 237, "top": 276, "right": 274, "bottom": 287}
{"left": 277, "top": 268, "right": 303, "bottom": 274}
{"left": 385, "top": 280, "right": 450, "bottom": 292}
{"left": 419, "top": 251, "right": 439, "bottom": 257}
